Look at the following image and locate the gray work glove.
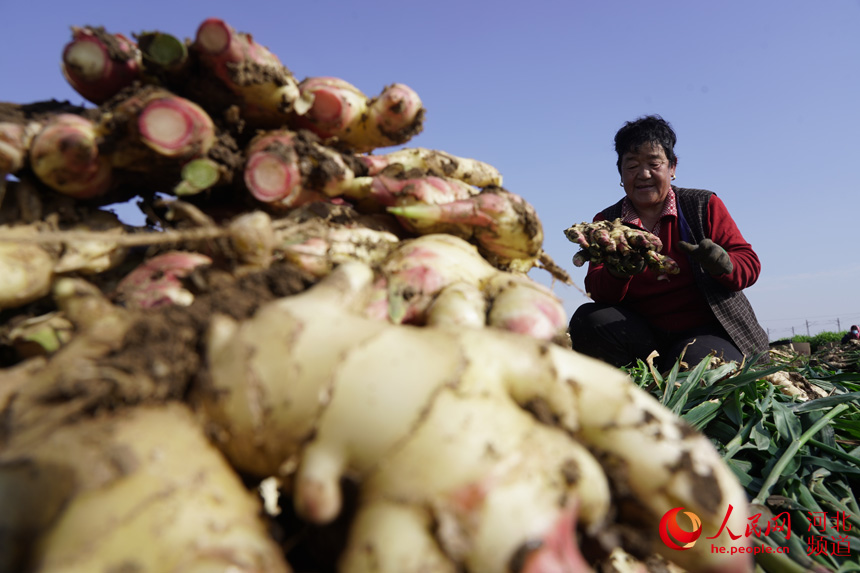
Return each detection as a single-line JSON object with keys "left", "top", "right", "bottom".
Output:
{"left": 678, "top": 239, "right": 733, "bottom": 275}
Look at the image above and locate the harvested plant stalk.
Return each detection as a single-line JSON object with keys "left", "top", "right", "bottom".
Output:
{"left": 136, "top": 94, "right": 215, "bottom": 158}
{"left": 360, "top": 147, "right": 502, "bottom": 188}
{"left": 136, "top": 30, "right": 188, "bottom": 74}
{"left": 296, "top": 77, "right": 424, "bottom": 152}
{"left": 28, "top": 114, "right": 112, "bottom": 198}
{"left": 193, "top": 17, "right": 309, "bottom": 124}
{"left": 174, "top": 157, "right": 223, "bottom": 196}
{"left": 389, "top": 187, "right": 544, "bottom": 270}
{"left": 243, "top": 131, "right": 302, "bottom": 204}
{"left": 61, "top": 26, "right": 141, "bottom": 104}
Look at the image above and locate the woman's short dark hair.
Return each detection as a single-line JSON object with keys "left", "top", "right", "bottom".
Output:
{"left": 614, "top": 115, "right": 678, "bottom": 173}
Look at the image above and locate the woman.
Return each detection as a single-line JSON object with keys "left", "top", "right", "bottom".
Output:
{"left": 569, "top": 115, "right": 769, "bottom": 370}
{"left": 842, "top": 325, "right": 860, "bottom": 343}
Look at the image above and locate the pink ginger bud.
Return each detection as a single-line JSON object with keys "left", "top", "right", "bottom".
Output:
{"left": 519, "top": 504, "right": 591, "bottom": 573}
{"left": 379, "top": 235, "right": 497, "bottom": 325}
{"left": 485, "top": 275, "right": 567, "bottom": 341}
{"left": 115, "top": 251, "right": 211, "bottom": 309}
{"left": 194, "top": 18, "right": 282, "bottom": 80}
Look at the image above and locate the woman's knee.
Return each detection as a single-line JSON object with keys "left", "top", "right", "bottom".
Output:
{"left": 568, "top": 303, "right": 657, "bottom": 367}
{"left": 569, "top": 302, "right": 601, "bottom": 333}
{"left": 569, "top": 302, "right": 630, "bottom": 333}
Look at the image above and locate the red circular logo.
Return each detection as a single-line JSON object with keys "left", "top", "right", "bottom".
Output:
{"left": 659, "top": 507, "right": 703, "bottom": 550}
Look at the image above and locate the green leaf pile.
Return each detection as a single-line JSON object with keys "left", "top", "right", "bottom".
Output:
{"left": 625, "top": 344, "right": 860, "bottom": 572}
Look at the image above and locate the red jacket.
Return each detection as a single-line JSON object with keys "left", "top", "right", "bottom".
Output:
{"left": 584, "top": 193, "right": 761, "bottom": 332}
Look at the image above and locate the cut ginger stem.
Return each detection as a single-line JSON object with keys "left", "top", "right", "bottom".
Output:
{"left": 136, "top": 94, "right": 215, "bottom": 157}
{"left": 61, "top": 26, "right": 141, "bottom": 104}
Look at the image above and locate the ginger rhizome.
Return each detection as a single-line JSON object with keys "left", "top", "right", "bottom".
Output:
{"left": 199, "top": 262, "right": 753, "bottom": 573}
{"left": 564, "top": 218, "right": 680, "bottom": 275}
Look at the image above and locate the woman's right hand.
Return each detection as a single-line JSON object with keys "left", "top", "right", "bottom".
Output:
{"left": 604, "top": 254, "right": 646, "bottom": 277}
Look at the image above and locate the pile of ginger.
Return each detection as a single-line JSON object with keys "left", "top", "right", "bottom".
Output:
{"left": 0, "top": 17, "right": 754, "bottom": 573}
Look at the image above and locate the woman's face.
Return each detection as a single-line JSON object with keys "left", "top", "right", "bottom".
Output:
{"left": 620, "top": 142, "right": 676, "bottom": 213}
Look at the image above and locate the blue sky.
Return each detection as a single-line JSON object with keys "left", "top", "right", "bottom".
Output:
{"left": 3, "top": 0, "right": 859, "bottom": 338}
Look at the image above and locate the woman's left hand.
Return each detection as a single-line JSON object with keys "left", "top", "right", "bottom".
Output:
{"left": 678, "top": 239, "right": 733, "bottom": 275}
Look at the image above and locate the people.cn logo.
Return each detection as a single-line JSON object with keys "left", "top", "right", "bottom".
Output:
{"left": 659, "top": 507, "right": 703, "bottom": 550}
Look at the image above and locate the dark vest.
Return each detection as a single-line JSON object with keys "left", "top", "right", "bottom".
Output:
{"left": 601, "top": 187, "right": 769, "bottom": 361}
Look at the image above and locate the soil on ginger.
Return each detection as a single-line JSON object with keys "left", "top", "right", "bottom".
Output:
{"left": 111, "top": 262, "right": 366, "bottom": 572}
{"left": 0, "top": 260, "right": 312, "bottom": 447}
{"left": 0, "top": 101, "right": 94, "bottom": 124}
{"left": 108, "top": 261, "right": 313, "bottom": 402}
{"left": 0, "top": 242, "right": 360, "bottom": 571}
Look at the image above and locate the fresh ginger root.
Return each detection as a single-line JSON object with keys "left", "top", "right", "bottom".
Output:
{"left": 278, "top": 220, "right": 401, "bottom": 278}
{"left": 364, "top": 234, "right": 568, "bottom": 341}
{"left": 564, "top": 218, "right": 679, "bottom": 275}
{"left": 368, "top": 233, "right": 500, "bottom": 325}
{"left": 388, "top": 186, "right": 545, "bottom": 271}
{"left": 243, "top": 129, "right": 364, "bottom": 206}
{"left": 0, "top": 239, "right": 55, "bottom": 310}
{"left": 0, "top": 121, "right": 41, "bottom": 177}
{"left": 0, "top": 277, "right": 288, "bottom": 573}
{"left": 425, "top": 280, "right": 488, "bottom": 329}
{"left": 100, "top": 87, "right": 216, "bottom": 169}
{"left": 28, "top": 113, "right": 113, "bottom": 198}
{"left": 192, "top": 17, "right": 310, "bottom": 126}
{"left": 198, "top": 262, "right": 754, "bottom": 573}
{"left": 483, "top": 272, "right": 569, "bottom": 342}
{"left": 0, "top": 403, "right": 291, "bottom": 573}
{"left": 294, "top": 77, "right": 424, "bottom": 152}
{"left": 251, "top": 153, "right": 554, "bottom": 277}
{"left": 359, "top": 147, "right": 502, "bottom": 188}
